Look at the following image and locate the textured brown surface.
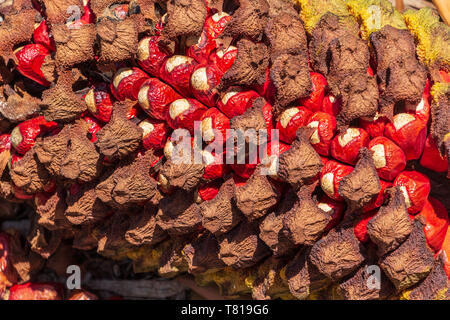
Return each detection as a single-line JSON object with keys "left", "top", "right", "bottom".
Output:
{"left": 338, "top": 148, "right": 381, "bottom": 212}
{"left": 259, "top": 189, "right": 297, "bottom": 257}
{"left": 367, "top": 187, "right": 413, "bottom": 256}
{"left": 219, "top": 39, "right": 269, "bottom": 89}
{"left": 310, "top": 222, "right": 366, "bottom": 281}
{"left": 10, "top": 148, "right": 50, "bottom": 195}
{"left": 41, "top": 72, "right": 87, "bottom": 123}
{"left": 218, "top": 221, "right": 270, "bottom": 269}
{"left": 370, "top": 25, "right": 427, "bottom": 120}
{"left": 200, "top": 178, "right": 243, "bottom": 236}
{"left": 285, "top": 249, "right": 330, "bottom": 300}
{"left": 235, "top": 169, "right": 279, "bottom": 221}
{"left": 95, "top": 104, "right": 143, "bottom": 161}
{"left": 269, "top": 53, "right": 312, "bottom": 109}
{"left": 276, "top": 127, "right": 323, "bottom": 189}
{"left": 222, "top": 0, "right": 269, "bottom": 41}
{"left": 380, "top": 218, "right": 435, "bottom": 291}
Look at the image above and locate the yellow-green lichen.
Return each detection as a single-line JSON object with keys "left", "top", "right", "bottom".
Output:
{"left": 404, "top": 8, "right": 450, "bottom": 71}
{"left": 431, "top": 82, "right": 450, "bottom": 103}
{"left": 346, "top": 0, "right": 407, "bottom": 39}
{"left": 296, "top": 0, "right": 356, "bottom": 34}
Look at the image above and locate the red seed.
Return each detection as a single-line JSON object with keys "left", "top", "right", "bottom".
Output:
{"left": 321, "top": 94, "right": 341, "bottom": 117}
{"left": 160, "top": 55, "right": 198, "bottom": 97}
{"left": 359, "top": 113, "right": 388, "bottom": 139}
{"left": 276, "top": 106, "right": 312, "bottom": 144}
{"left": 384, "top": 113, "right": 427, "bottom": 161}
{"left": 137, "top": 36, "right": 173, "bottom": 77}
{"left": 217, "top": 88, "right": 259, "bottom": 119}
{"left": 368, "top": 136, "right": 406, "bottom": 181}
{"left": 298, "top": 72, "right": 327, "bottom": 112}
{"left": 418, "top": 198, "right": 449, "bottom": 252}
{"left": 139, "top": 118, "right": 171, "bottom": 150}
{"left": 84, "top": 83, "right": 113, "bottom": 123}
{"left": 200, "top": 107, "right": 230, "bottom": 145}
{"left": 111, "top": 67, "right": 150, "bottom": 101}
{"left": 393, "top": 170, "right": 431, "bottom": 214}
{"left": 306, "top": 112, "right": 337, "bottom": 156}
{"left": 11, "top": 116, "right": 59, "bottom": 155}
{"left": 190, "top": 64, "right": 223, "bottom": 107}
{"left": 320, "top": 160, "right": 353, "bottom": 201}
{"left": 14, "top": 44, "right": 51, "bottom": 87}
{"left": 330, "top": 127, "right": 370, "bottom": 165}
{"left": 166, "top": 98, "right": 208, "bottom": 134}
{"left": 138, "top": 78, "right": 182, "bottom": 120}
{"left": 419, "top": 135, "right": 448, "bottom": 173}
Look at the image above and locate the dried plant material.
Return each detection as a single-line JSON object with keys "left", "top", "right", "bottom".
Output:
{"left": 338, "top": 148, "right": 381, "bottom": 212}
{"left": 269, "top": 53, "right": 312, "bottom": 109}
{"left": 310, "top": 223, "right": 367, "bottom": 281}
{"left": 41, "top": 72, "right": 87, "bottom": 123}
{"left": 95, "top": 152, "right": 160, "bottom": 209}
{"left": 267, "top": 0, "right": 297, "bottom": 17}
{"left": 221, "top": 0, "right": 269, "bottom": 41}
{"left": 297, "top": 0, "right": 357, "bottom": 34}
{"left": 403, "top": 8, "right": 450, "bottom": 79}
{"left": 370, "top": 25, "right": 427, "bottom": 120}
{"left": 326, "top": 34, "right": 378, "bottom": 129}
{"left": 40, "top": 0, "right": 84, "bottom": 24}
{"left": 159, "top": 156, "right": 205, "bottom": 192}
{"left": 10, "top": 148, "right": 50, "bottom": 194}
{"left": 72, "top": 226, "right": 98, "bottom": 251}
{"left": 402, "top": 255, "right": 450, "bottom": 300}
{"left": 218, "top": 221, "right": 270, "bottom": 269}
{"left": 162, "top": 0, "right": 207, "bottom": 40}
{"left": 58, "top": 124, "right": 102, "bottom": 183}
{"left": 96, "top": 212, "right": 135, "bottom": 260}
{"left": 35, "top": 189, "right": 71, "bottom": 231}
{"left": 336, "top": 261, "right": 395, "bottom": 300}
{"left": 277, "top": 128, "right": 323, "bottom": 189}
{"left": 309, "top": 13, "right": 360, "bottom": 77}
{"left": 65, "top": 183, "right": 111, "bottom": 226}
{"left": 0, "top": 9, "right": 36, "bottom": 58}
{"left": 259, "top": 189, "right": 298, "bottom": 257}
{"left": 53, "top": 24, "right": 96, "bottom": 68}
{"left": 282, "top": 186, "right": 331, "bottom": 246}
{"left": 346, "top": 0, "right": 407, "bottom": 39}
{"left": 0, "top": 91, "right": 40, "bottom": 123}
{"left": 430, "top": 83, "right": 450, "bottom": 155}
{"left": 27, "top": 223, "right": 62, "bottom": 259}
{"left": 367, "top": 187, "right": 413, "bottom": 256}
{"left": 0, "top": 171, "right": 15, "bottom": 201}
{"left": 95, "top": 102, "right": 143, "bottom": 161}
{"left": 7, "top": 230, "right": 45, "bottom": 282}
{"left": 195, "top": 266, "right": 253, "bottom": 298}
{"left": 35, "top": 125, "right": 70, "bottom": 176}
{"left": 235, "top": 168, "right": 279, "bottom": 221}
{"left": 265, "top": 13, "right": 307, "bottom": 58}
{"left": 35, "top": 123, "right": 102, "bottom": 183}
{"left": 200, "top": 178, "right": 243, "bottom": 236}
{"left": 97, "top": 17, "right": 139, "bottom": 63}
{"left": 285, "top": 249, "right": 330, "bottom": 300}
{"left": 219, "top": 39, "right": 269, "bottom": 90}
{"left": 158, "top": 238, "right": 189, "bottom": 278}
{"left": 251, "top": 257, "right": 292, "bottom": 300}
{"left": 182, "top": 233, "right": 225, "bottom": 274}
{"left": 229, "top": 97, "right": 269, "bottom": 150}
{"left": 156, "top": 189, "right": 202, "bottom": 236}
{"left": 380, "top": 218, "right": 435, "bottom": 291}
{"left": 125, "top": 204, "right": 167, "bottom": 247}
{"left": 90, "top": 0, "right": 126, "bottom": 16}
